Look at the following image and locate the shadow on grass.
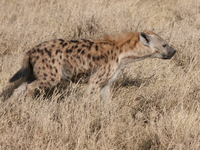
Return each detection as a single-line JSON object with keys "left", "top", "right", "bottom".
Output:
{"left": 114, "top": 74, "right": 155, "bottom": 88}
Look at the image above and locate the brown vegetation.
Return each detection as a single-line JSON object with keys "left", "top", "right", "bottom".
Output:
{"left": 0, "top": 0, "right": 200, "bottom": 149}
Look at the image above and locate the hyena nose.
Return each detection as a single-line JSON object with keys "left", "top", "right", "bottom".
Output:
{"left": 171, "top": 48, "right": 176, "bottom": 56}
{"left": 171, "top": 49, "right": 176, "bottom": 56}
{"left": 163, "top": 47, "right": 176, "bottom": 59}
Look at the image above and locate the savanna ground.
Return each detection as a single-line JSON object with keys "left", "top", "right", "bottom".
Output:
{"left": 0, "top": 0, "right": 200, "bottom": 149}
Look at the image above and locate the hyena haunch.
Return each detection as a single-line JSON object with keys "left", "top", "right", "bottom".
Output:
{"left": 9, "top": 31, "right": 176, "bottom": 99}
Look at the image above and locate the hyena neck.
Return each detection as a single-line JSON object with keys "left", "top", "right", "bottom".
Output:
{"left": 117, "top": 33, "right": 152, "bottom": 67}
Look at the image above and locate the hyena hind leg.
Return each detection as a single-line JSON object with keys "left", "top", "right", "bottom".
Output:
{"left": 12, "top": 82, "right": 28, "bottom": 97}
{"left": 13, "top": 82, "right": 28, "bottom": 96}
{"left": 26, "top": 79, "right": 60, "bottom": 98}
{"left": 3, "top": 82, "right": 29, "bottom": 101}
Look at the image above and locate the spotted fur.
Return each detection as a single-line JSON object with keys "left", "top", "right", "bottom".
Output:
{"left": 9, "top": 31, "right": 176, "bottom": 99}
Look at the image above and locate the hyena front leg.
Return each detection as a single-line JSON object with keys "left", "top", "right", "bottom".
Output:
{"left": 85, "top": 65, "right": 121, "bottom": 100}
{"left": 84, "top": 81, "right": 100, "bottom": 98}
{"left": 100, "top": 84, "right": 111, "bottom": 101}
{"left": 84, "top": 67, "right": 112, "bottom": 100}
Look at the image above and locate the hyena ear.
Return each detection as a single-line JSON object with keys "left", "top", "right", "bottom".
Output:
{"left": 139, "top": 32, "right": 150, "bottom": 46}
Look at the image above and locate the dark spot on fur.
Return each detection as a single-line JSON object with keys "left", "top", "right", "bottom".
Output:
{"left": 87, "top": 54, "right": 91, "bottom": 59}
{"left": 60, "top": 55, "right": 62, "bottom": 59}
{"left": 74, "top": 45, "right": 78, "bottom": 49}
{"left": 56, "top": 49, "right": 62, "bottom": 55}
{"left": 36, "top": 44, "right": 42, "bottom": 47}
{"left": 89, "top": 62, "right": 93, "bottom": 67}
{"left": 81, "top": 50, "right": 85, "bottom": 55}
{"left": 95, "top": 45, "right": 98, "bottom": 51}
{"left": 36, "top": 56, "right": 39, "bottom": 60}
{"left": 50, "top": 66, "right": 52, "bottom": 69}
{"left": 44, "top": 73, "right": 47, "bottom": 77}
{"left": 92, "top": 56, "right": 96, "bottom": 61}
{"left": 66, "top": 49, "right": 73, "bottom": 53}
{"left": 55, "top": 68, "right": 58, "bottom": 73}
{"left": 116, "top": 58, "right": 119, "bottom": 62}
{"left": 106, "top": 72, "right": 110, "bottom": 77}
{"left": 97, "top": 56, "right": 100, "bottom": 61}
{"left": 108, "top": 64, "right": 111, "bottom": 69}
{"left": 52, "top": 59, "right": 55, "bottom": 63}
{"left": 43, "top": 78, "right": 46, "bottom": 80}
{"left": 77, "top": 56, "right": 80, "bottom": 60}
{"left": 40, "top": 82, "right": 43, "bottom": 84}
{"left": 51, "top": 78, "right": 55, "bottom": 82}
{"left": 82, "top": 44, "right": 87, "bottom": 47}
{"left": 58, "top": 39, "right": 64, "bottom": 42}
{"left": 88, "top": 41, "right": 94, "bottom": 50}
{"left": 62, "top": 43, "right": 68, "bottom": 48}
{"left": 44, "top": 48, "right": 51, "bottom": 57}
{"left": 42, "top": 59, "right": 45, "bottom": 63}
{"left": 42, "top": 67, "right": 46, "bottom": 70}
{"left": 98, "top": 74, "right": 103, "bottom": 79}
{"left": 77, "top": 49, "right": 81, "bottom": 53}
{"left": 51, "top": 45, "right": 55, "bottom": 47}
{"left": 37, "top": 49, "right": 41, "bottom": 53}
{"left": 111, "top": 50, "right": 113, "bottom": 54}
{"left": 104, "top": 56, "right": 108, "bottom": 63}
{"left": 70, "top": 40, "right": 79, "bottom": 43}
{"left": 81, "top": 39, "right": 88, "bottom": 42}
{"left": 107, "top": 51, "right": 110, "bottom": 55}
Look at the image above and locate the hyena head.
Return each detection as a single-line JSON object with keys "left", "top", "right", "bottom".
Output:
{"left": 139, "top": 31, "right": 176, "bottom": 59}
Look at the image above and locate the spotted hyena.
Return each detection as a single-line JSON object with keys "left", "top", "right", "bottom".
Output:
{"left": 9, "top": 31, "right": 176, "bottom": 99}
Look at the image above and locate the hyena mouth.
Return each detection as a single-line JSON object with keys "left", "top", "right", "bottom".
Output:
{"left": 162, "top": 50, "right": 176, "bottom": 59}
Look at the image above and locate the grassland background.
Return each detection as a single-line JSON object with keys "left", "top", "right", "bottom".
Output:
{"left": 0, "top": 0, "right": 200, "bottom": 149}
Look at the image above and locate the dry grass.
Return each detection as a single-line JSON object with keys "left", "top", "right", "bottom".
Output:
{"left": 0, "top": 0, "right": 200, "bottom": 149}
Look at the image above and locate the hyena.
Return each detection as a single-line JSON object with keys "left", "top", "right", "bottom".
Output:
{"left": 9, "top": 31, "right": 176, "bottom": 99}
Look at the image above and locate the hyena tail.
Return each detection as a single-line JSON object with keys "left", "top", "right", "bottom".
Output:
{"left": 9, "top": 53, "right": 32, "bottom": 83}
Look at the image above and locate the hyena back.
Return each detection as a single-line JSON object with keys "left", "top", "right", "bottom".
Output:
{"left": 9, "top": 31, "right": 176, "bottom": 99}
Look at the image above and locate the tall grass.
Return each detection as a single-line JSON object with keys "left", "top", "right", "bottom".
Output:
{"left": 0, "top": 0, "right": 200, "bottom": 149}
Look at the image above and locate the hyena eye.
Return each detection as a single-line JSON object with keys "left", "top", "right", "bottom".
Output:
{"left": 162, "top": 44, "right": 167, "bottom": 48}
